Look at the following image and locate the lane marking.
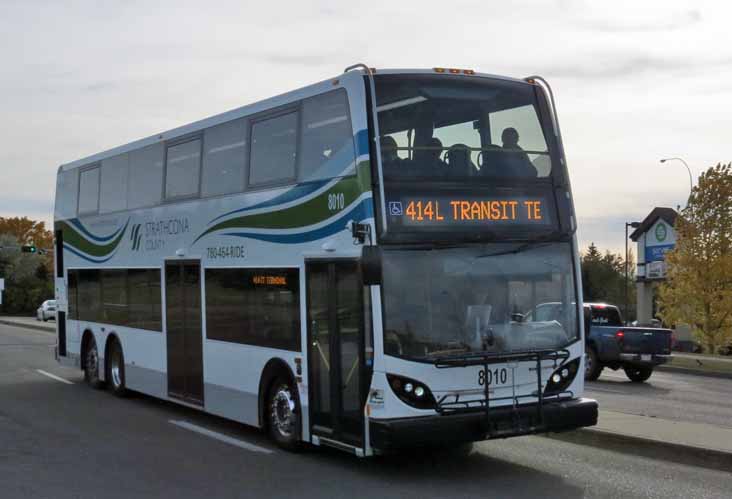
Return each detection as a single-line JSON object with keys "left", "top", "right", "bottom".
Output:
{"left": 36, "top": 369, "right": 74, "bottom": 385}
{"left": 169, "top": 420, "right": 274, "bottom": 454}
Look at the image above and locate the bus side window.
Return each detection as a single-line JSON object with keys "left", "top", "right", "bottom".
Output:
{"left": 128, "top": 143, "right": 164, "bottom": 209}
{"left": 202, "top": 118, "right": 247, "bottom": 197}
{"left": 249, "top": 111, "right": 298, "bottom": 187}
{"left": 100, "top": 154, "right": 129, "bottom": 213}
{"left": 299, "top": 89, "right": 355, "bottom": 182}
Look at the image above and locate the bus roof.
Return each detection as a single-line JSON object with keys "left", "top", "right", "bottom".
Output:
{"left": 58, "top": 67, "right": 534, "bottom": 173}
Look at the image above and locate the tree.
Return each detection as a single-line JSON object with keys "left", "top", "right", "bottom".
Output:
{"left": 0, "top": 216, "right": 53, "bottom": 248}
{"left": 581, "top": 243, "right": 636, "bottom": 320}
{"left": 0, "top": 216, "right": 54, "bottom": 275}
{"left": 658, "top": 163, "right": 732, "bottom": 353}
{"left": 0, "top": 233, "right": 53, "bottom": 315}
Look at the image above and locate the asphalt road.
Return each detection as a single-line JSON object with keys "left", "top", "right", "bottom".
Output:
{"left": 585, "top": 367, "right": 732, "bottom": 428}
{"left": 1, "top": 323, "right": 731, "bottom": 499}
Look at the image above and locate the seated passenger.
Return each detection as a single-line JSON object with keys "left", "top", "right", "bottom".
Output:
{"left": 380, "top": 136, "right": 403, "bottom": 176}
{"left": 445, "top": 143, "right": 474, "bottom": 177}
{"left": 425, "top": 137, "right": 447, "bottom": 174}
{"left": 500, "top": 127, "right": 538, "bottom": 178}
{"left": 412, "top": 137, "right": 447, "bottom": 176}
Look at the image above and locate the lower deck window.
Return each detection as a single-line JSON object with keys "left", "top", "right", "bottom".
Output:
{"left": 67, "top": 268, "right": 162, "bottom": 332}
{"left": 205, "top": 268, "right": 301, "bottom": 351}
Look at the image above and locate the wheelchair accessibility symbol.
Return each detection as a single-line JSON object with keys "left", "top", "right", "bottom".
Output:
{"left": 388, "top": 201, "right": 403, "bottom": 216}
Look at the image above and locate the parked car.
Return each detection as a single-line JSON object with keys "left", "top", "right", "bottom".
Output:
{"left": 36, "top": 300, "right": 57, "bottom": 322}
{"left": 584, "top": 303, "right": 672, "bottom": 382}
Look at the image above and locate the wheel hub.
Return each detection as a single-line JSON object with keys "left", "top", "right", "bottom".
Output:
{"left": 111, "top": 351, "right": 122, "bottom": 387}
{"left": 270, "top": 387, "right": 296, "bottom": 438}
{"left": 87, "top": 347, "right": 98, "bottom": 378}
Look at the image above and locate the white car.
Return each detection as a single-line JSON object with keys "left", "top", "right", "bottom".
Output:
{"left": 36, "top": 300, "right": 57, "bottom": 322}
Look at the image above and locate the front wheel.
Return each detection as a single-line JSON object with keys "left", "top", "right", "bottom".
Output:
{"left": 83, "top": 337, "right": 104, "bottom": 389}
{"left": 584, "top": 345, "right": 603, "bottom": 381}
{"left": 624, "top": 366, "right": 653, "bottom": 383}
{"left": 267, "top": 377, "right": 301, "bottom": 451}
{"left": 106, "top": 340, "right": 127, "bottom": 397}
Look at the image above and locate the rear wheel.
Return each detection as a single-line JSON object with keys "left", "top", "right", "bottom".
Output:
{"left": 584, "top": 345, "right": 603, "bottom": 381}
{"left": 106, "top": 339, "right": 127, "bottom": 397}
{"left": 83, "top": 337, "right": 104, "bottom": 389}
{"left": 624, "top": 366, "right": 653, "bottom": 383}
{"left": 267, "top": 376, "right": 300, "bottom": 451}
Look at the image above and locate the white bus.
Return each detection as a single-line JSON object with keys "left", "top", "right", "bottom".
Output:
{"left": 54, "top": 65, "right": 597, "bottom": 455}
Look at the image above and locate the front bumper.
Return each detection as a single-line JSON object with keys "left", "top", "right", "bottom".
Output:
{"left": 619, "top": 353, "right": 671, "bottom": 366}
{"left": 370, "top": 397, "right": 598, "bottom": 451}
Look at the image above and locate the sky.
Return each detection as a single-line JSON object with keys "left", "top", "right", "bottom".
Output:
{"left": 1, "top": 0, "right": 730, "bottom": 253}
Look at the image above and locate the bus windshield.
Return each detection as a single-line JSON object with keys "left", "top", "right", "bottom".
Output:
{"left": 375, "top": 74, "right": 556, "bottom": 180}
{"left": 381, "top": 242, "right": 578, "bottom": 360}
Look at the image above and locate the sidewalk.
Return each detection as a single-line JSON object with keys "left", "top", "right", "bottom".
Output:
{"left": 0, "top": 316, "right": 55, "bottom": 333}
{"left": 552, "top": 409, "right": 732, "bottom": 472}
{"left": 660, "top": 351, "right": 732, "bottom": 379}
{"left": 594, "top": 410, "right": 732, "bottom": 454}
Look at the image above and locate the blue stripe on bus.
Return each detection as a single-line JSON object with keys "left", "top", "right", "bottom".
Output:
{"left": 68, "top": 218, "right": 127, "bottom": 243}
{"left": 222, "top": 198, "right": 373, "bottom": 244}
{"left": 355, "top": 129, "right": 370, "bottom": 157}
{"left": 62, "top": 243, "right": 118, "bottom": 263}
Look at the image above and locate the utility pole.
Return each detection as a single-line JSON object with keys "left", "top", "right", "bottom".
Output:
{"left": 625, "top": 221, "right": 641, "bottom": 324}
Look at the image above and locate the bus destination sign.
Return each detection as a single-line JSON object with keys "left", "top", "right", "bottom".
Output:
{"left": 387, "top": 196, "right": 552, "bottom": 228}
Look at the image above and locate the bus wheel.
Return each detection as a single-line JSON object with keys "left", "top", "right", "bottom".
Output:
{"left": 624, "top": 366, "right": 653, "bottom": 383}
{"left": 584, "top": 345, "right": 603, "bottom": 381}
{"left": 267, "top": 377, "right": 300, "bottom": 451}
{"left": 83, "top": 336, "right": 104, "bottom": 389}
{"left": 106, "top": 339, "right": 127, "bottom": 397}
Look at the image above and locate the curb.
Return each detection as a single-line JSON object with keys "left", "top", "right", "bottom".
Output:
{"left": 546, "top": 427, "right": 732, "bottom": 473}
{"left": 657, "top": 364, "right": 732, "bottom": 381}
{"left": 0, "top": 318, "right": 56, "bottom": 335}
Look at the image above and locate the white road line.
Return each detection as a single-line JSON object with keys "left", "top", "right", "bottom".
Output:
{"left": 169, "top": 420, "right": 274, "bottom": 455}
{"left": 36, "top": 369, "right": 74, "bottom": 385}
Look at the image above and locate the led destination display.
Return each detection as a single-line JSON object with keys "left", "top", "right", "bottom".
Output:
{"left": 387, "top": 195, "right": 553, "bottom": 229}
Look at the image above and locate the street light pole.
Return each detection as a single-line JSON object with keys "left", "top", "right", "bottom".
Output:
{"left": 625, "top": 221, "right": 641, "bottom": 324}
{"left": 660, "top": 157, "right": 693, "bottom": 205}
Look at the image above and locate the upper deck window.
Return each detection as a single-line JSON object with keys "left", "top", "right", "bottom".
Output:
{"left": 100, "top": 154, "right": 129, "bottom": 213}
{"left": 165, "top": 139, "right": 202, "bottom": 200}
{"left": 128, "top": 143, "right": 164, "bottom": 209}
{"left": 375, "top": 74, "right": 554, "bottom": 180}
{"left": 202, "top": 118, "right": 247, "bottom": 197}
{"left": 78, "top": 166, "right": 100, "bottom": 214}
{"left": 55, "top": 168, "right": 79, "bottom": 220}
{"left": 300, "top": 89, "right": 355, "bottom": 182}
{"left": 249, "top": 111, "right": 298, "bottom": 187}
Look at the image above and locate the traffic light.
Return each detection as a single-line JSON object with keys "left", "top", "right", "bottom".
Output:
{"left": 21, "top": 245, "right": 37, "bottom": 253}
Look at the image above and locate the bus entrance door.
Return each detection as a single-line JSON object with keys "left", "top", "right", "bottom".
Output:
{"left": 307, "top": 260, "right": 365, "bottom": 449}
{"left": 165, "top": 260, "right": 204, "bottom": 406}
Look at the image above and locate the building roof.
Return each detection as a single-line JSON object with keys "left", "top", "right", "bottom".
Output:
{"left": 629, "top": 207, "right": 679, "bottom": 241}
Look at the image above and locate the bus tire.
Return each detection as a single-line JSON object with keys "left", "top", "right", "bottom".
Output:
{"left": 266, "top": 376, "right": 301, "bottom": 451}
{"left": 584, "top": 345, "right": 603, "bottom": 381}
{"left": 83, "top": 335, "right": 104, "bottom": 389}
{"left": 624, "top": 366, "right": 653, "bottom": 383}
{"left": 106, "top": 338, "right": 127, "bottom": 397}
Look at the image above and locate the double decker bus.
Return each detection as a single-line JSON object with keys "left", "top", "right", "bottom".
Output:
{"left": 53, "top": 64, "right": 597, "bottom": 455}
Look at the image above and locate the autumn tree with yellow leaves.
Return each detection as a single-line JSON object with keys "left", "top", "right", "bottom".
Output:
{"left": 658, "top": 163, "right": 732, "bottom": 353}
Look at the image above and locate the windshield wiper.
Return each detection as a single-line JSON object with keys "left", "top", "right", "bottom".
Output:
{"left": 476, "top": 240, "right": 555, "bottom": 259}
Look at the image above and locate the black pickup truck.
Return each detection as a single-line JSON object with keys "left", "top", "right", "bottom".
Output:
{"left": 584, "top": 303, "right": 673, "bottom": 382}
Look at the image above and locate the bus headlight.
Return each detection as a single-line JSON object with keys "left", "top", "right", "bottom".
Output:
{"left": 544, "top": 358, "right": 580, "bottom": 396}
{"left": 386, "top": 374, "right": 436, "bottom": 409}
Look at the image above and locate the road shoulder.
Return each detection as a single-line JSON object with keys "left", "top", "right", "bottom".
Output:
{"left": 548, "top": 409, "right": 732, "bottom": 472}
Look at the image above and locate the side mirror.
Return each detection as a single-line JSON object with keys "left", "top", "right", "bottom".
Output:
{"left": 361, "top": 246, "right": 382, "bottom": 285}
